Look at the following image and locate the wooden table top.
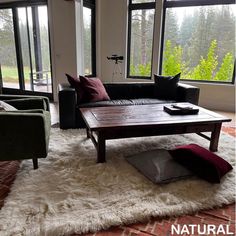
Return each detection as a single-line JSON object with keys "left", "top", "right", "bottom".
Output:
{"left": 80, "top": 103, "right": 231, "bottom": 130}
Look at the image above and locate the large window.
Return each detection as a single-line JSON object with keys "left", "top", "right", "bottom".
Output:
{"left": 0, "top": 9, "right": 19, "bottom": 89}
{"left": 0, "top": 1, "right": 52, "bottom": 97}
{"left": 83, "top": 0, "right": 96, "bottom": 77}
{"left": 161, "top": 0, "right": 235, "bottom": 83}
{"left": 127, "top": 0, "right": 155, "bottom": 78}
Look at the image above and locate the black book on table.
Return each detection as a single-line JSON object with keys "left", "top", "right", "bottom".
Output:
{"left": 164, "top": 104, "right": 199, "bottom": 115}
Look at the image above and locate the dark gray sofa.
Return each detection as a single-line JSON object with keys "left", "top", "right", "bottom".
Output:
{"left": 58, "top": 82, "right": 200, "bottom": 129}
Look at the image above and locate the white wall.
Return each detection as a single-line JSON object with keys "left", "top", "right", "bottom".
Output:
{"left": 186, "top": 82, "right": 235, "bottom": 112}
{"left": 96, "top": 0, "right": 235, "bottom": 112}
{"left": 3, "top": 0, "right": 234, "bottom": 111}
{"left": 97, "top": 0, "right": 127, "bottom": 82}
{"left": 47, "top": 0, "right": 78, "bottom": 100}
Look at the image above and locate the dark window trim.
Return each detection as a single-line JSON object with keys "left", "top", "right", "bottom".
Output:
{"left": 164, "top": 0, "right": 235, "bottom": 8}
{"left": 0, "top": 1, "right": 54, "bottom": 97}
{"left": 83, "top": 0, "right": 96, "bottom": 77}
{"left": 129, "top": 2, "right": 156, "bottom": 10}
{"left": 84, "top": 0, "right": 95, "bottom": 8}
{"left": 0, "top": 64, "right": 3, "bottom": 89}
{"left": 160, "top": 0, "right": 236, "bottom": 84}
{"left": 128, "top": 76, "right": 152, "bottom": 80}
{"left": 127, "top": 0, "right": 156, "bottom": 79}
{"left": 180, "top": 78, "right": 235, "bottom": 85}
{"left": 232, "top": 59, "right": 236, "bottom": 84}
{"left": 2, "top": 87, "right": 53, "bottom": 100}
{"left": 46, "top": 5, "right": 54, "bottom": 97}
{"left": 0, "top": 1, "right": 46, "bottom": 9}
{"left": 12, "top": 7, "right": 25, "bottom": 90}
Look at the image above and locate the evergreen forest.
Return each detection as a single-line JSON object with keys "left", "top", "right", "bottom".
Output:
{"left": 130, "top": 5, "right": 235, "bottom": 82}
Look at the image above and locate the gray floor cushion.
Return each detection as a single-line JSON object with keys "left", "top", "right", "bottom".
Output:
{"left": 126, "top": 149, "right": 193, "bottom": 184}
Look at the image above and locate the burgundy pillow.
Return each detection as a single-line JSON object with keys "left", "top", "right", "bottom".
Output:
{"left": 169, "top": 144, "right": 233, "bottom": 183}
{"left": 79, "top": 76, "right": 110, "bottom": 102}
{"left": 65, "top": 73, "right": 84, "bottom": 102}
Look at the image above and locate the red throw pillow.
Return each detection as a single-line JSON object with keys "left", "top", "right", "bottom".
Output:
{"left": 169, "top": 144, "right": 233, "bottom": 183}
{"left": 65, "top": 73, "right": 84, "bottom": 102}
{"left": 79, "top": 76, "right": 110, "bottom": 102}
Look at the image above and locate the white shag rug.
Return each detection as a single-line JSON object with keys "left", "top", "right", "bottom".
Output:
{"left": 0, "top": 129, "right": 235, "bottom": 236}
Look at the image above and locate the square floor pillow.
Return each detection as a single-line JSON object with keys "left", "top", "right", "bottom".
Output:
{"left": 126, "top": 149, "right": 193, "bottom": 184}
{"left": 169, "top": 144, "right": 233, "bottom": 183}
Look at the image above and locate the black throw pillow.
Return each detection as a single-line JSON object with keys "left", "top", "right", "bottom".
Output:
{"left": 154, "top": 72, "right": 181, "bottom": 100}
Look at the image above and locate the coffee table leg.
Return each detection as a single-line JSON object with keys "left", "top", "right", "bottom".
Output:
{"left": 86, "top": 127, "right": 90, "bottom": 138}
{"left": 97, "top": 132, "right": 106, "bottom": 163}
{"left": 210, "top": 123, "right": 222, "bottom": 152}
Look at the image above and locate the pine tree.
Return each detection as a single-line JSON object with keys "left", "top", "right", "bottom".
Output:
{"left": 164, "top": 9, "right": 179, "bottom": 44}
{"left": 162, "top": 40, "right": 186, "bottom": 76}
{"left": 190, "top": 40, "right": 218, "bottom": 80}
{"left": 214, "top": 53, "right": 234, "bottom": 81}
{"left": 0, "top": 9, "right": 16, "bottom": 67}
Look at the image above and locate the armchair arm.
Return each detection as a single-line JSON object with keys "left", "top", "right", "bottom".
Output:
{"left": 58, "top": 83, "right": 77, "bottom": 129}
{"left": 0, "top": 111, "right": 51, "bottom": 160}
{"left": 0, "top": 95, "right": 50, "bottom": 111}
{"left": 176, "top": 83, "right": 200, "bottom": 105}
{"left": 11, "top": 109, "right": 47, "bottom": 114}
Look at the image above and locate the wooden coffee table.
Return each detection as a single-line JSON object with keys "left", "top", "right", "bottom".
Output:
{"left": 80, "top": 103, "right": 231, "bottom": 163}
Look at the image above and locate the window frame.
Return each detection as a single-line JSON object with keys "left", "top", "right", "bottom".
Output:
{"left": 160, "top": 0, "right": 236, "bottom": 84}
{"left": 0, "top": 0, "right": 53, "bottom": 99}
{"left": 127, "top": 0, "right": 156, "bottom": 79}
{"left": 83, "top": 0, "right": 96, "bottom": 77}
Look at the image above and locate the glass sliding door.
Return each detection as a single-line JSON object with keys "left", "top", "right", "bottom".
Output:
{"left": 0, "top": 2, "right": 52, "bottom": 97}
{"left": 0, "top": 9, "right": 19, "bottom": 89}
{"left": 17, "top": 5, "right": 52, "bottom": 93}
{"left": 83, "top": 0, "right": 96, "bottom": 77}
{"left": 83, "top": 7, "right": 92, "bottom": 75}
{"left": 18, "top": 7, "right": 31, "bottom": 90}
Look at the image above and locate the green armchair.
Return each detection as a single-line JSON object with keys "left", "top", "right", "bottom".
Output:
{"left": 0, "top": 95, "right": 51, "bottom": 169}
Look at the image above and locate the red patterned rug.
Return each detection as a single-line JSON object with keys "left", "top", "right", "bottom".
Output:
{"left": 0, "top": 126, "right": 235, "bottom": 236}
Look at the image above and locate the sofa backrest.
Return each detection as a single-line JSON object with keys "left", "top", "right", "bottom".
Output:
{"left": 104, "top": 83, "right": 156, "bottom": 100}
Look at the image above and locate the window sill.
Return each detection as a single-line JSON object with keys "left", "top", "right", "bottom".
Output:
{"left": 182, "top": 80, "right": 235, "bottom": 87}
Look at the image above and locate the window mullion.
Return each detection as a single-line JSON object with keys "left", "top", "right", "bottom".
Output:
{"left": 164, "top": 0, "right": 235, "bottom": 8}
{"left": 12, "top": 7, "right": 25, "bottom": 90}
{"left": 130, "top": 2, "right": 156, "bottom": 10}
{"left": 127, "top": 6, "right": 132, "bottom": 78}
{"left": 152, "top": 0, "right": 164, "bottom": 77}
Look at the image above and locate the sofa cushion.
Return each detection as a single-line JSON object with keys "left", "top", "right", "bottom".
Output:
{"left": 78, "top": 98, "right": 174, "bottom": 108}
{"left": 79, "top": 99, "right": 134, "bottom": 108}
{"left": 130, "top": 98, "right": 175, "bottom": 105}
{"left": 104, "top": 83, "right": 155, "bottom": 100}
{"left": 80, "top": 76, "right": 110, "bottom": 102}
{"left": 169, "top": 144, "right": 233, "bottom": 183}
{"left": 154, "top": 73, "right": 181, "bottom": 100}
{"left": 126, "top": 149, "right": 193, "bottom": 184}
{"left": 65, "top": 74, "right": 84, "bottom": 102}
{"left": 0, "top": 101, "right": 17, "bottom": 111}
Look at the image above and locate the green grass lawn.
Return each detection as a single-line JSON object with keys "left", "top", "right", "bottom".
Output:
{"left": 1, "top": 66, "right": 31, "bottom": 82}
